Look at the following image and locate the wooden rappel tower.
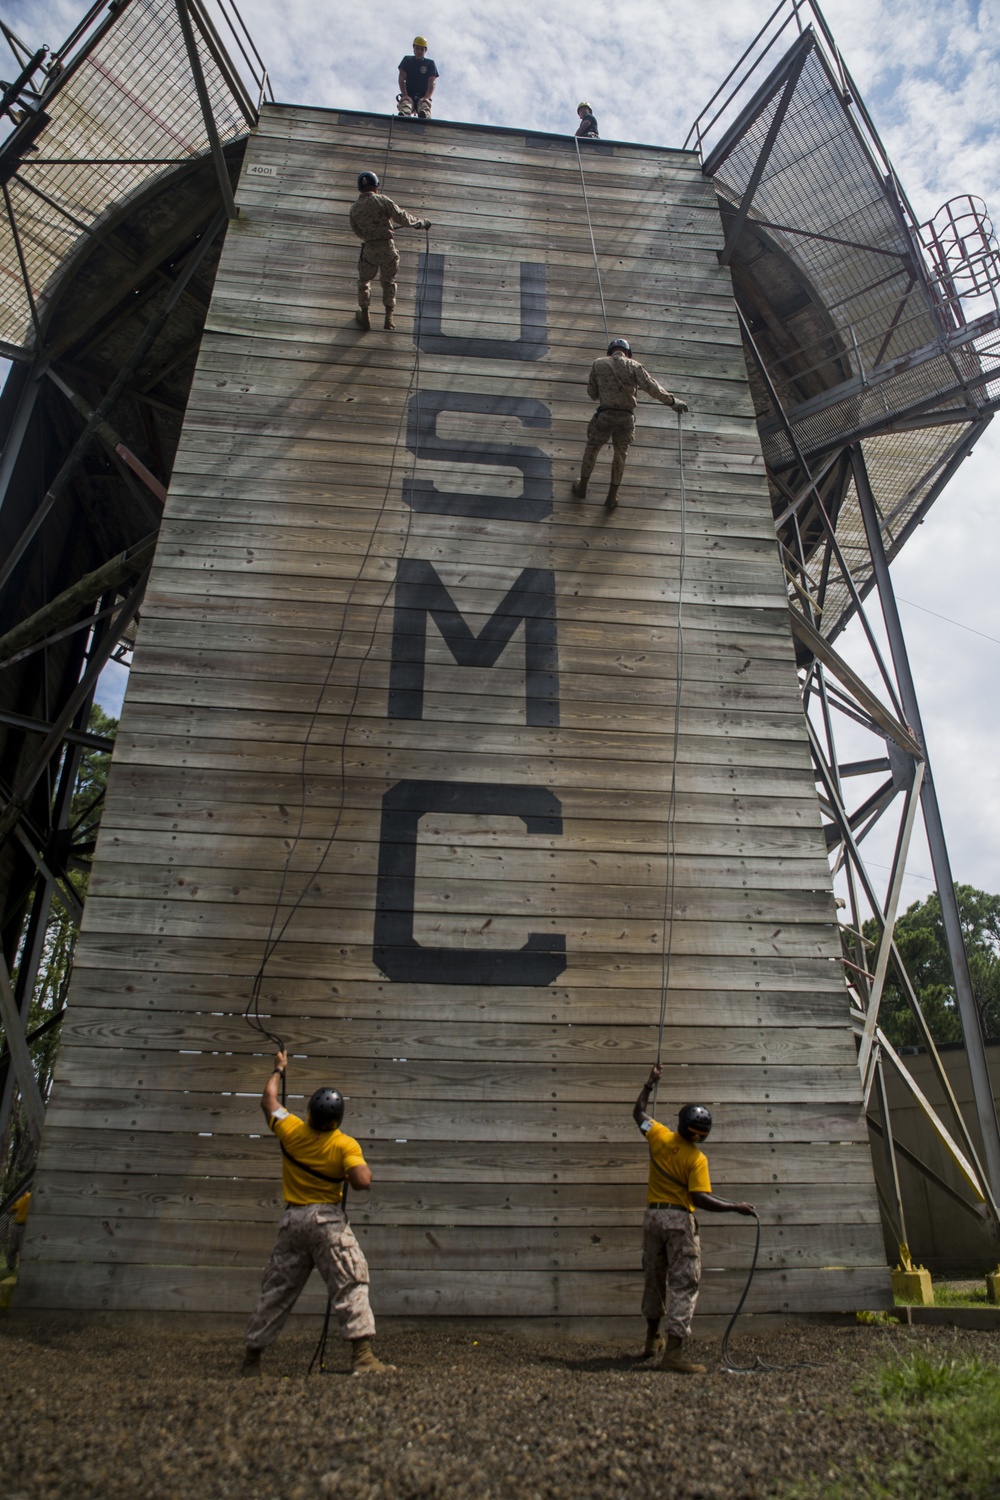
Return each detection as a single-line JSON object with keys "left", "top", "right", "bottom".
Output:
{"left": 4, "top": 0, "right": 999, "bottom": 1327}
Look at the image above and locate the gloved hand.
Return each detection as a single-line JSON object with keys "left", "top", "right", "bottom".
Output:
{"left": 418, "top": 219, "right": 432, "bottom": 229}
{"left": 673, "top": 398, "right": 689, "bottom": 414}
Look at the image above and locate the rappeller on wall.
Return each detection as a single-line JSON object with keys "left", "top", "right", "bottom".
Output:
{"left": 350, "top": 171, "right": 431, "bottom": 331}
{"left": 242, "top": 1049, "right": 395, "bottom": 1377}
{"left": 573, "top": 338, "right": 688, "bottom": 511}
{"left": 397, "top": 36, "right": 438, "bottom": 118}
{"left": 634, "top": 1063, "right": 755, "bottom": 1373}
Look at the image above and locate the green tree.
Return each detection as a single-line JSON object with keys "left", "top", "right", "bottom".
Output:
{"left": 866, "top": 885, "right": 1000, "bottom": 1048}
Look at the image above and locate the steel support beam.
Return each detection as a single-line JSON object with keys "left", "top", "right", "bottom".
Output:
{"left": 0, "top": 359, "right": 43, "bottom": 518}
{"left": 717, "top": 44, "right": 809, "bottom": 268}
{"left": 0, "top": 950, "right": 45, "bottom": 1145}
{"left": 852, "top": 444, "right": 1000, "bottom": 1198}
{"left": 0, "top": 532, "right": 157, "bottom": 664}
{"left": 0, "top": 571, "right": 149, "bottom": 847}
{"left": 0, "top": 208, "right": 226, "bottom": 597}
{"left": 175, "top": 0, "right": 239, "bottom": 221}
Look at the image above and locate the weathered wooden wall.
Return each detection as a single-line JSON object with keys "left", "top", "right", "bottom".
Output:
{"left": 19, "top": 105, "right": 891, "bottom": 1325}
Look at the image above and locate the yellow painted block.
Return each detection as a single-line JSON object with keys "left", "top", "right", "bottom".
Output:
{"left": 0, "top": 1275, "right": 16, "bottom": 1311}
{"left": 892, "top": 1266, "right": 934, "bottom": 1305}
{"left": 986, "top": 1272, "right": 1000, "bottom": 1306}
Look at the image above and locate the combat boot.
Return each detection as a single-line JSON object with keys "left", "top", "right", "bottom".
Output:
{"left": 604, "top": 484, "right": 619, "bottom": 512}
{"left": 643, "top": 1326, "right": 666, "bottom": 1359}
{"left": 355, "top": 307, "right": 371, "bottom": 332}
{"left": 351, "top": 1337, "right": 396, "bottom": 1375}
{"left": 240, "top": 1346, "right": 262, "bottom": 1378}
{"left": 384, "top": 309, "right": 395, "bottom": 330}
{"left": 571, "top": 478, "right": 588, "bottom": 499}
{"left": 660, "top": 1334, "right": 705, "bottom": 1374}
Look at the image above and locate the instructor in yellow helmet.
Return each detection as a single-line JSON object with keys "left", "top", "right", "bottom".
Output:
{"left": 576, "top": 102, "right": 599, "bottom": 139}
{"left": 398, "top": 37, "right": 438, "bottom": 118}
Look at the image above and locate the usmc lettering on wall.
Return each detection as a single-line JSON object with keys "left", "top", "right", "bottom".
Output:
{"left": 374, "top": 254, "right": 566, "bottom": 987}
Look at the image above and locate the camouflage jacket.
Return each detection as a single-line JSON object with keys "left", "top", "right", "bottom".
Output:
{"left": 587, "top": 354, "right": 676, "bottom": 412}
{"left": 349, "top": 192, "right": 422, "bottom": 244}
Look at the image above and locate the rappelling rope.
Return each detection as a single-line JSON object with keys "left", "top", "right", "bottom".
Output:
{"left": 570, "top": 178, "right": 789, "bottom": 1371}
{"left": 574, "top": 135, "right": 609, "bottom": 341}
{"left": 719, "top": 1209, "right": 826, "bottom": 1374}
{"left": 573, "top": 142, "right": 684, "bottom": 1090}
{"left": 243, "top": 122, "right": 431, "bottom": 1055}
{"left": 652, "top": 409, "right": 687, "bottom": 1107}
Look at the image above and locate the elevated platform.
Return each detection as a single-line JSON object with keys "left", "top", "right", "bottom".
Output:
{"left": 17, "top": 105, "right": 890, "bottom": 1321}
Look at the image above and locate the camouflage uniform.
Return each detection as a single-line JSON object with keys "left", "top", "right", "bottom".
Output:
{"left": 244, "top": 1202, "right": 375, "bottom": 1349}
{"left": 349, "top": 191, "right": 425, "bottom": 312}
{"left": 580, "top": 353, "right": 679, "bottom": 488}
{"left": 640, "top": 1206, "right": 702, "bottom": 1338}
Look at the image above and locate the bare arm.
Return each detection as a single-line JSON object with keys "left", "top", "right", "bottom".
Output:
{"left": 691, "top": 1190, "right": 755, "bottom": 1215}
{"left": 633, "top": 1062, "right": 662, "bottom": 1127}
{"left": 347, "top": 1163, "right": 372, "bottom": 1192}
{"left": 398, "top": 66, "right": 409, "bottom": 98}
{"left": 260, "top": 1049, "right": 287, "bottom": 1122}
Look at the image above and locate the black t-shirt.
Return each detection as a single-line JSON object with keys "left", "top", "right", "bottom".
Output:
{"left": 399, "top": 55, "right": 439, "bottom": 99}
{"left": 576, "top": 113, "right": 599, "bottom": 138}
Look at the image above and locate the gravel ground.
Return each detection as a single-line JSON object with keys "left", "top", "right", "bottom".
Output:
{"left": 2, "top": 1318, "right": 998, "bottom": 1500}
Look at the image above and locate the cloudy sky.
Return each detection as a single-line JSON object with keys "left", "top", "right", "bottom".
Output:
{"left": 6, "top": 0, "right": 1000, "bottom": 908}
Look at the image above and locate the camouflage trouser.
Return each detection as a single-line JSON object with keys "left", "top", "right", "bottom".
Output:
{"left": 245, "top": 1203, "right": 376, "bottom": 1349}
{"left": 581, "top": 407, "right": 636, "bottom": 487}
{"left": 358, "top": 239, "right": 400, "bottom": 309}
{"left": 641, "top": 1207, "right": 701, "bottom": 1338}
{"left": 398, "top": 95, "right": 432, "bottom": 117}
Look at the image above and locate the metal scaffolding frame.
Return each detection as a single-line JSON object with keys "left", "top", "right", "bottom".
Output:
{"left": 688, "top": 0, "right": 1000, "bottom": 1251}
{"left": 0, "top": 0, "right": 263, "bottom": 1203}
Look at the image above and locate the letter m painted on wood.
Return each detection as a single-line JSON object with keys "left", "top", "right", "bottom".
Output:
{"left": 388, "top": 558, "right": 559, "bottom": 726}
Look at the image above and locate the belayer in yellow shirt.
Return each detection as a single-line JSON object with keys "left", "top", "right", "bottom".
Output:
{"left": 633, "top": 1062, "right": 755, "bottom": 1373}
{"left": 242, "top": 1050, "right": 394, "bottom": 1376}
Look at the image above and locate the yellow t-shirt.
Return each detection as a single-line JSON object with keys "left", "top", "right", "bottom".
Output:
{"left": 13, "top": 1190, "right": 31, "bottom": 1225}
{"left": 269, "top": 1110, "right": 366, "bottom": 1205}
{"left": 642, "top": 1120, "right": 711, "bottom": 1210}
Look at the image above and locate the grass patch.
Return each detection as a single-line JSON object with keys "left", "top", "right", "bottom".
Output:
{"left": 893, "top": 1278, "right": 992, "bottom": 1308}
{"left": 932, "top": 1280, "right": 990, "bottom": 1308}
{"left": 786, "top": 1347, "right": 1000, "bottom": 1499}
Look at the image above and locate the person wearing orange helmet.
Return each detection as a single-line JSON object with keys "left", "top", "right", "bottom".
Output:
{"left": 398, "top": 36, "right": 438, "bottom": 118}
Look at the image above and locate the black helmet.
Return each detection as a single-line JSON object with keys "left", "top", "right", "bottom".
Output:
{"left": 607, "top": 337, "right": 632, "bottom": 357}
{"left": 308, "top": 1087, "right": 345, "bottom": 1131}
{"left": 678, "top": 1103, "right": 712, "bottom": 1142}
{"left": 357, "top": 171, "right": 379, "bottom": 192}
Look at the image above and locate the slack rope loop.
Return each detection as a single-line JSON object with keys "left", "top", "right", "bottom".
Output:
{"left": 575, "top": 135, "right": 609, "bottom": 341}
{"left": 243, "top": 213, "right": 433, "bottom": 1053}
{"left": 719, "top": 1211, "right": 827, "bottom": 1374}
